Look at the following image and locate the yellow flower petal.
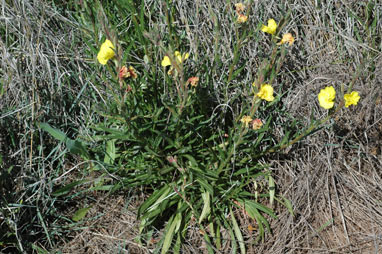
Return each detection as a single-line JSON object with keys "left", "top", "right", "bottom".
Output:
{"left": 97, "top": 39, "right": 115, "bottom": 65}
{"left": 175, "top": 51, "right": 189, "bottom": 63}
{"left": 261, "top": 19, "right": 277, "bottom": 35}
{"left": 344, "top": 91, "right": 360, "bottom": 108}
{"left": 256, "top": 84, "right": 275, "bottom": 102}
{"left": 161, "top": 56, "right": 171, "bottom": 67}
{"left": 183, "top": 52, "right": 189, "bottom": 61}
{"left": 318, "top": 86, "right": 336, "bottom": 109}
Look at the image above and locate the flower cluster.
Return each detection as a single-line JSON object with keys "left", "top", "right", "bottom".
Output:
{"left": 240, "top": 116, "right": 263, "bottom": 130}
{"left": 318, "top": 86, "right": 360, "bottom": 109}
{"left": 119, "top": 66, "right": 137, "bottom": 80}
{"left": 261, "top": 19, "right": 295, "bottom": 46}
{"left": 97, "top": 39, "right": 138, "bottom": 82}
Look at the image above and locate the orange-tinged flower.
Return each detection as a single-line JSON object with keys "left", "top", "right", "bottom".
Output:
{"left": 248, "top": 224, "right": 255, "bottom": 232}
{"left": 344, "top": 91, "right": 360, "bottom": 107}
{"left": 97, "top": 39, "right": 115, "bottom": 65}
{"left": 256, "top": 84, "right": 275, "bottom": 102}
{"left": 187, "top": 77, "right": 199, "bottom": 87}
{"left": 261, "top": 19, "right": 277, "bottom": 35}
{"left": 119, "top": 66, "right": 137, "bottom": 79}
{"left": 237, "top": 14, "right": 248, "bottom": 23}
{"left": 251, "top": 119, "right": 263, "bottom": 130}
{"left": 277, "top": 33, "right": 295, "bottom": 46}
{"left": 318, "top": 86, "right": 336, "bottom": 109}
{"left": 119, "top": 66, "right": 128, "bottom": 79}
{"left": 241, "top": 115, "right": 253, "bottom": 127}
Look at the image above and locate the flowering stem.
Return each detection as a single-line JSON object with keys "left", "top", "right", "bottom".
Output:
{"left": 262, "top": 101, "right": 344, "bottom": 156}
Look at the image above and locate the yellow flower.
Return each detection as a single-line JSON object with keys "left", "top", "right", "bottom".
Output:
{"left": 237, "top": 14, "right": 248, "bottom": 23}
{"left": 161, "top": 51, "right": 189, "bottom": 67}
{"left": 241, "top": 115, "right": 253, "bottom": 127}
{"left": 261, "top": 19, "right": 277, "bottom": 35}
{"left": 344, "top": 91, "right": 360, "bottom": 108}
{"left": 277, "top": 33, "right": 295, "bottom": 46}
{"left": 318, "top": 86, "right": 336, "bottom": 109}
{"left": 97, "top": 39, "right": 115, "bottom": 65}
{"left": 256, "top": 84, "right": 275, "bottom": 102}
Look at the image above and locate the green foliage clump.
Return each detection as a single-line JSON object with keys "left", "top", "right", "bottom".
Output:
{"left": 41, "top": 0, "right": 362, "bottom": 253}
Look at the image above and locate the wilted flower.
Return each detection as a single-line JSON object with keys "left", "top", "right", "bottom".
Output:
{"left": 241, "top": 115, "right": 253, "bottom": 127}
{"left": 97, "top": 39, "right": 115, "bottom": 65}
{"left": 237, "top": 14, "right": 248, "bottom": 23}
{"left": 344, "top": 91, "right": 360, "bottom": 108}
{"left": 235, "top": 3, "right": 246, "bottom": 13}
{"left": 119, "top": 65, "right": 137, "bottom": 79}
{"left": 187, "top": 77, "right": 199, "bottom": 87}
{"left": 318, "top": 86, "right": 336, "bottom": 109}
{"left": 234, "top": 3, "right": 247, "bottom": 24}
{"left": 256, "top": 84, "right": 275, "bottom": 102}
{"left": 261, "top": 19, "right": 277, "bottom": 35}
{"left": 167, "top": 156, "right": 177, "bottom": 164}
{"left": 125, "top": 85, "right": 132, "bottom": 93}
{"left": 277, "top": 33, "right": 295, "bottom": 46}
{"left": 251, "top": 118, "right": 263, "bottom": 130}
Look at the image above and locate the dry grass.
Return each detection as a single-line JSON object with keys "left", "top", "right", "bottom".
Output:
{"left": 1, "top": 0, "right": 382, "bottom": 253}
{"left": 1, "top": 0, "right": 93, "bottom": 252}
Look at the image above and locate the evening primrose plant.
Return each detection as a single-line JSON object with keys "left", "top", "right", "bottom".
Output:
{"left": 44, "top": 2, "right": 362, "bottom": 254}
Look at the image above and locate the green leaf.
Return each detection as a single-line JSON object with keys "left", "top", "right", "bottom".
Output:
{"left": 161, "top": 213, "right": 181, "bottom": 254}
{"left": 72, "top": 207, "right": 91, "bottom": 222}
{"left": 238, "top": 199, "right": 276, "bottom": 218}
{"left": 316, "top": 218, "right": 334, "bottom": 233}
{"left": 268, "top": 175, "right": 275, "bottom": 205}
{"left": 52, "top": 180, "right": 88, "bottom": 196}
{"left": 230, "top": 208, "right": 245, "bottom": 254}
{"left": 275, "top": 195, "right": 294, "bottom": 216}
{"left": 199, "top": 191, "right": 211, "bottom": 224}
{"left": 138, "top": 185, "right": 171, "bottom": 217}
{"left": 39, "top": 122, "right": 67, "bottom": 142}
{"left": 104, "top": 139, "right": 116, "bottom": 164}
{"left": 31, "top": 244, "right": 49, "bottom": 254}
{"left": 65, "top": 139, "right": 90, "bottom": 159}
{"left": 39, "top": 122, "right": 89, "bottom": 159}
{"left": 197, "top": 179, "right": 214, "bottom": 196}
